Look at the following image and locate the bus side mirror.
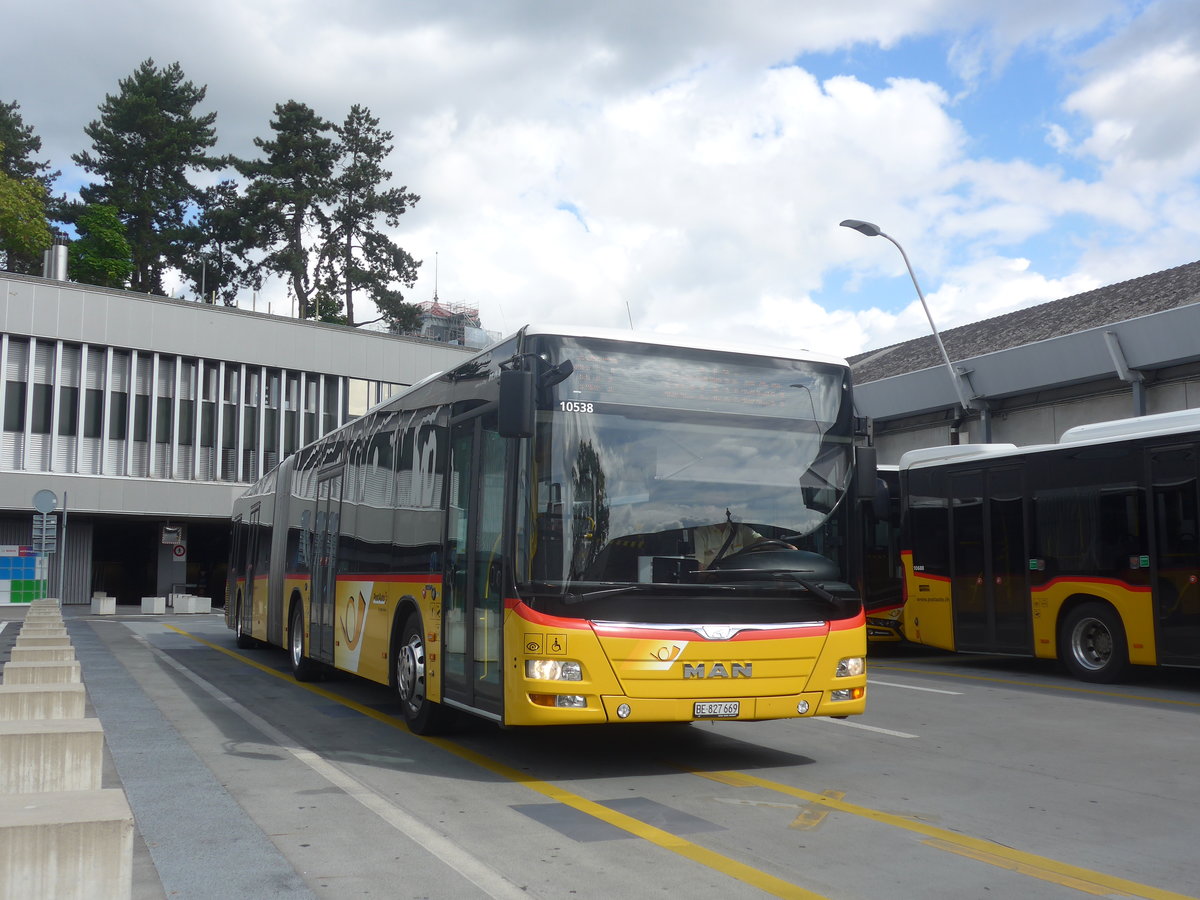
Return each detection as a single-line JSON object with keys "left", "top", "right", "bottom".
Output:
{"left": 498, "top": 369, "right": 534, "bottom": 438}
{"left": 855, "top": 446, "right": 878, "bottom": 503}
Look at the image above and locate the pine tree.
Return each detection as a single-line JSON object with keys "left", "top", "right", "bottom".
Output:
{"left": 235, "top": 101, "right": 338, "bottom": 320}
{"left": 321, "top": 105, "right": 422, "bottom": 329}
{"left": 73, "top": 59, "right": 219, "bottom": 295}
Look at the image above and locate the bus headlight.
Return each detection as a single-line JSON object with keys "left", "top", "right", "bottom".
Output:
{"left": 836, "top": 657, "right": 865, "bottom": 677}
{"left": 525, "top": 659, "right": 583, "bottom": 681}
{"left": 831, "top": 687, "right": 866, "bottom": 702}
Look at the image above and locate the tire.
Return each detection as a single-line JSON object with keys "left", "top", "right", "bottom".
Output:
{"left": 394, "top": 616, "right": 448, "bottom": 735}
{"left": 234, "top": 597, "right": 257, "bottom": 649}
{"left": 1061, "top": 602, "right": 1129, "bottom": 683}
{"left": 289, "top": 603, "right": 319, "bottom": 682}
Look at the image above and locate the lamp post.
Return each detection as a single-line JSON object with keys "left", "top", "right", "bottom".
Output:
{"left": 840, "top": 218, "right": 972, "bottom": 413}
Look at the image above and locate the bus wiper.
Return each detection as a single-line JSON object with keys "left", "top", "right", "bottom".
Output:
{"left": 703, "top": 568, "right": 839, "bottom": 603}
{"left": 562, "top": 583, "right": 668, "bottom": 605}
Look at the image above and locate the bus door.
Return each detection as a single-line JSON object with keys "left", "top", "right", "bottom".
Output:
{"left": 310, "top": 470, "right": 342, "bottom": 665}
{"left": 1149, "top": 443, "right": 1200, "bottom": 665}
{"left": 442, "top": 411, "right": 506, "bottom": 717}
{"left": 234, "top": 504, "right": 264, "bottom": 635}
{"left": 950, "top": 466, "right": 1030, "bottom": 653}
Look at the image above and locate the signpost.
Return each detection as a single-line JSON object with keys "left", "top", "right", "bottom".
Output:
{"left": 31, "top": 489, "right": 60, "bottom": 603}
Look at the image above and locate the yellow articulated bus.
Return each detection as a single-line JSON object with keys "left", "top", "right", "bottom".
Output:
{"left": 899, "top": 408, "right": 1200, "bottom": 683}
{"left": 226, "top": 325, "right": 870, "bottom": 732}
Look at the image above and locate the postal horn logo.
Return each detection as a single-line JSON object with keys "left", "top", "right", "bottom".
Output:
{"left": 340, "top": 591, "right": 367, "bottom": 649}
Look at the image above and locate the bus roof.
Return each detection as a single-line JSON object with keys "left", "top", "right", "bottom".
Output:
{"left": 1058, "top": 407, "right": 1200, "bottom": 444}
{"left": 518, "top": 324, "right": 849, "bottom": 368}
{"left": 899, "top": 406, "right": 1200, "bottom": 472}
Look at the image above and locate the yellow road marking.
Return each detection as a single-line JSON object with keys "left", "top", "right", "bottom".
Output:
{"left": 789, "top": 790, "right": 844, "bottom": 830}
{"left": 871, "top": 663, "right": 1200, "bottom": 708}
{"left": 684, "top": 768, "right": 1195, "bottom": 900}
{"left": 162, "top": 624, "right": 826, "bottom": 900}
{"left": 922, "top": 839, "right": 1124, "bottom": 897}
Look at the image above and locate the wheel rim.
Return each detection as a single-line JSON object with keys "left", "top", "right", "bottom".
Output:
{"left": 397, "top": 632, "right": 426, "bottom": 713}
{"left": 1069, "top": 616, "right": 1113, "bottom": 671}
{"left": 291, "top": 613, "right": 304, "bottom": 668}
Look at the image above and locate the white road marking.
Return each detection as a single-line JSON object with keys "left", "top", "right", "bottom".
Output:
{"left": 813, "top": 718, "right": 919, "bottom": 738}
{"left": 869, "top": 678, "right": 962, "bottom": 695}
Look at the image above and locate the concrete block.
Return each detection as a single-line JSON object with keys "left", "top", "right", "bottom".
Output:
{"left": 2, "top": 660, "right": 82, "bottom": 685}
{"left": 13, "top": 636, "right": 73, "bottom": 650}
{"left": 0, "top": 684, "right": 87, "bottom": 720}
{"left": 173, "top": 595, "right": 211, "bottom": 614}
{"left": 90, "top": 596, "right": 116, "bottom": 615}
{"left": 9, "top": 647, "right": 76, "bottom": 663}
{"left": 140, "top": 596, "right": 166, "bottom": 615}
{"left": 0, "top": 789, "right": 133, "bottom": 900}
{"left": 23, "top": 612, "right": 63, "bottom": 623}
{"left": 19, "top": 625, "right": 68, "bottom": 639}
{"left": 0, "top": 719, "right": 104, "bottom": 792}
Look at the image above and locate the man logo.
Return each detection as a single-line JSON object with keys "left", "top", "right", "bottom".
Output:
{"left": 682, "top": 662, "right": 752, "bottom": 679}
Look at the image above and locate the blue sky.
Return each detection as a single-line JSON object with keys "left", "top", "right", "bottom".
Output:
{"left": 3, "top": 0, "right": 1198, "bottom": 355}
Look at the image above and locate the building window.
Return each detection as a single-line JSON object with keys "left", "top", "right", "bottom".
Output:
{"left": 84, "top": 389, "right": 104, "bottom": 438}
{"left": 58, "top": 386, "right": 79, "bottom": 436}
{"left": 155, "top": 397, "right": 173, "bottom": 443}
{"left": 109, "top": 393, "right": 128, "bottom": 439}
{"left": 4, "top": 382, "right": 26, "bottom": 431}
{"left": 133, "top": 394, "right": 150, "bottom": 441}
{"left": 31, "top": 384, "right": 52, "bottom": 434}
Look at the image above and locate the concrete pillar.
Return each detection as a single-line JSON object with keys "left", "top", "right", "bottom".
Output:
{"left": 9, "top": 647, "right": 76, "bottom": 663}
{"left": 0, "top": 719, "right": 104, "bottom": 792}
{"left": 0, "top": 789, "right": 133, "bottom": 900}
{"left": 140, "top": 596, "right": 166, "bottom": 615}
{"left": 90, "top": 596, "right": 116, "bottom": 616}
{"left": 2, "top": 660, "right": 82, "bottom": 685}
{"left": 13, "top": 636, "right": 74, "bottom": 650}
{"left": 0, "top": 684, "right": 87, "bottom": 720}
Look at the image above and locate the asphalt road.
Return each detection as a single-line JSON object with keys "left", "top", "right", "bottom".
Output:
{"left": 5, "top": 609, "right": 1199, "bottom": 899}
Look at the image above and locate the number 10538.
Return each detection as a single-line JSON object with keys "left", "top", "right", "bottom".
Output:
{"left": 558, "top": 401, "right": 594, "bottom": 413}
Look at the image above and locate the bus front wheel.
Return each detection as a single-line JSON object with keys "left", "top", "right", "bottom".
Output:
{"left": 395, "top": 618, "right": 447, "bottom": 735}
{"left": 1061, "top": 602, "right": 1129, "bottom": 683}
{"left": 289, "top": 604, "right": 319, "bottom": 682}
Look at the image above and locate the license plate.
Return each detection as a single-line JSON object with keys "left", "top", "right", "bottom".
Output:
{"left": 693, "top": 701, "right": 740, "bottom": 718}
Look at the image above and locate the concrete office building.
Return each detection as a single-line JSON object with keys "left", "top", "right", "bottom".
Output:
{"left": 850, "top": 259, "right": 1200, "bottom": 463}
{"left": 0, "top": 272, "right": 475, "bottom": 606}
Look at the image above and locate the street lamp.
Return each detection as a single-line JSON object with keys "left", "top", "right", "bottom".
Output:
{"left": 840, "top": 218, "right": 972, "bottom": 413}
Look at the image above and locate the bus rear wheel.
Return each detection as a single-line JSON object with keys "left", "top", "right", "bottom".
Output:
{"left": 395, "top": 618, "right": 447, "bottom": 735}
{"left": 289, "top": 604, "right": 319, "bottom": 682}
{"left": 1061, "top": 602, "right": 1129, "bottom": 683}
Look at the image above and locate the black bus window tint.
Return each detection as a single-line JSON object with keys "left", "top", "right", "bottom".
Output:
{"left": 908, "top": 470, "right": 950, "bottom": 578}
{"left": 1034, "top": 486, "right": 1096, "bottom": 576}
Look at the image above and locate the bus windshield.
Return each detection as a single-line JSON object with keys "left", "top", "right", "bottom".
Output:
{"left": 518, "top": 335, "right": 854, "bottom": 596}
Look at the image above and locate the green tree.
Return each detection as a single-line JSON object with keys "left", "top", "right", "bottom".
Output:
{"left": 320, "top": 105, "right": 422, "bottom": 329}
{"left": 68, "top": 203, "right": 133, "bottom": 289}
{"left": 73, "top": 59, "right": 220, "bottom": 295}
{"left": 235, "top": 100, "right": 337, "bottom": 320}
{"left": 0, "top": 103, "right": 58, "bottom": 273}
{"left": 0, "top": 164, "right": 52, "bottom": 265}
{"left": 179, "top": 180, "right": 247, "bottom": 305}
